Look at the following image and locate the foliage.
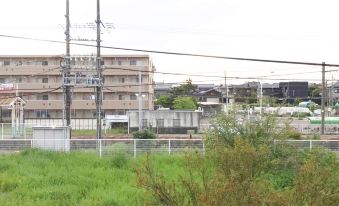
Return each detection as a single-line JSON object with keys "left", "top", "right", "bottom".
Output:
{"left": 309, "top": 84, "right": 321, "bottom": 98}
{"left": 133, "top": 129, "right": 156, "bottom": 139}
{"left": 136, "top": 114, "right": 339, "bottom": 206}
{"left": 291, "top": 112, "right": 310, "bottom": 119}
{"left": 173, "top": 96, "right": 197, "bottom": 110}
{"left": 262, "top": 96, "right": 277, "bottom": 107}
{"left": 0, "top": 149, "right": 145, "bottom": 205}
{"left": 170, "top": 79, "right": 197, "bottom": 97}
{"left": 155, "top": 95, "right": 172, "bottom": 108}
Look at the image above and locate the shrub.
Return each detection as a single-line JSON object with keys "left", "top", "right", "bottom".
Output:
{"left": 133, "top": 129, "right": 156, "bottom": 139}
{"left": 110, "top": 153, "right": 129, "bottom": 169}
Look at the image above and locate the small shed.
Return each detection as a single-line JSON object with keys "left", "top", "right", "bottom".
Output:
{"left": 32, "top": 126, "right": 71, "bottom": 151}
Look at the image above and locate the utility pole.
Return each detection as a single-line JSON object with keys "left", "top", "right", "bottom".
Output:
{"left": 321, "top": 62, "right": 325, "bottom": 135}
{"left": 95, "top": 0, "right": 103, "bottom": 139}
{"left": 64, "top": 0, "right": 72, "bottom": 127}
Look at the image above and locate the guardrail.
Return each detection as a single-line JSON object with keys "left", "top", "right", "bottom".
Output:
{"left": 0, "top": 139, "right": 205, "bottom": 158}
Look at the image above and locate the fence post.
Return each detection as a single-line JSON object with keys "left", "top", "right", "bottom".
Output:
{"left": 168, "top": 139, "right": 171, "bottom": 155}
{"left": 133, "top": 139, "right": 137, "bottom": 158}
{"left": 309, "top": 140, "right": 312, "bottom": 151}
{"left": 99, "top": 139, "right": 102, "bottom": 158}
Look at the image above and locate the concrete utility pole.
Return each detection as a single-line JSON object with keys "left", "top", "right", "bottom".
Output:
{"left": 224, "top": 70, "right": 228, "bottom": 114}
{"left": 321, "top": 62, "right": 325, "bottom": 135}
{"left": 95, "top": 0, "right": 103, "bottom": 139}
{"left": 64, "top": 0, "right": 72, "bottom": 127}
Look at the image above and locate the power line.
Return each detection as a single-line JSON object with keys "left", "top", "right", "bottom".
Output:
{"left": 103, "top": 66, "right": 322, "bottom": 81}
{"left": 1, "top": 34, "right": 339, "bottom": 67}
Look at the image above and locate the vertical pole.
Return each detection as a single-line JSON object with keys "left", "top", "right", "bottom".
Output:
{"left": 309, "top": 140, "right": 312, "bottom": 151}
{"left": 64, "top": 0, "right": 71, "bottom": 128}
{"left": 96, "top": 0, "right": 102, "bottom": 140}
{"left": 224, "top": 70, "right": 228, "bottom": 114}
{"left": 133, "top": 139, "right": 136, "bottom": 158}
{"left": 168, "top": 139, "right": 171, "bottom": 155}
{"left": 321, "top": 62, "right": 325, "bottom": 135}
{"left": 99, "top": 139, "right": 102, "bottom": 158}
{"left": 1, "top": 123, "right": 3, "bottom": 140}
{"left": 260, "top": 81, "right": 263, "bottom": 116}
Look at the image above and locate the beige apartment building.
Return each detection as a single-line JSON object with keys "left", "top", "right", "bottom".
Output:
{"left": 0, "top": 55, "right": 154, "bottom": 121}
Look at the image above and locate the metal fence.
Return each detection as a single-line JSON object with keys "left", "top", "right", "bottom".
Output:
{"left": 0, "top": 139, "right": 205, "bottom": 157}
{"left": 273, "top": 140, "right": 339, "bottom": 153}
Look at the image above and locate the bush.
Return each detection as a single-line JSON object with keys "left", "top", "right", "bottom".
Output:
{"left": 133, "top": 129, "right": 156, "bottom": 139}
{"left": 110, "top": 153, "right": 129, "bottom": 169}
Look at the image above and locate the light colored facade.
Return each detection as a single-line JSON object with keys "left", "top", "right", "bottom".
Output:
{"left": 127, "top": 110, "right": 201, "bottom": 134}
{"left": 0, "top": 55, "right": 155, "bottom": 120}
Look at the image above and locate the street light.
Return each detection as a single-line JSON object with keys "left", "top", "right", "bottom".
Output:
{"left": 135, "top": 93, "right": 146, "bottom": 131}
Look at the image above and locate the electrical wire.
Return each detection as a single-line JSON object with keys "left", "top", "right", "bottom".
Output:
{"left": 1, "top": 34, "right": 339, "bottom": 67}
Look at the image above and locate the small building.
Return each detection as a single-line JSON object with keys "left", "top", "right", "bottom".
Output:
{"left": 262, "top": 83, "right": 281, "bottom": 97}
{"left": 279, "top": 82, "right": 308, "bottom": 103}
{"left": 127, "top": 110, "right": 201, "bottom": 134}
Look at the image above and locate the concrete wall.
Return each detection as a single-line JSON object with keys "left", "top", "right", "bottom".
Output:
{"left": 127, "top": 110, "right": 201, "bottom": 134}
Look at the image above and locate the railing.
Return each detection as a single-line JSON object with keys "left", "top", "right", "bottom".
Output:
{"left": 273, "top": 140, "right": 339, "bottom": 152}
{"left": 200, "top": 123, "right": 339, "bottom": 135}
{"left": 0, "top": 139, "right": 204, "bottom": 158}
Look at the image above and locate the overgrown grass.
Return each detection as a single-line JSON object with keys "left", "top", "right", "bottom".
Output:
{"left": 0, "top": 150, "right": 186, "bottom": 206}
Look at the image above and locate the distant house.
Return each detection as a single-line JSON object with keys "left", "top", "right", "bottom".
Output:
{"left": 232, "top": 82, "right": 259, "bottom": 103}
{"left": 194, "top": 88, "right": 224, "bottom": 117}
{"left": 154, "top": 83, "right": 177, "bottom": 97}
{"left": 262, "top": 83, "right": 281, "bottom": 98}
{"left": 279, "top": 82, "right": 308, "bottom": 103}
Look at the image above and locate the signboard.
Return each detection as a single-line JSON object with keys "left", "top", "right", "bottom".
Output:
{"left": 105, "top": 115, "right": 128, "bottom": 123}
{"left": 0, "top": 84, "right": 15, "bottom": 91}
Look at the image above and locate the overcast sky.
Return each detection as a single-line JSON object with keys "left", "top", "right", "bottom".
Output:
{"left": 1, "top": 0, "right": 339, "bottom": 85}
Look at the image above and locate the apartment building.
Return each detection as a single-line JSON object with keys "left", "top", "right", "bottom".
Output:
{"left": 0, "top": 55, "right": 155, "bottom": 120}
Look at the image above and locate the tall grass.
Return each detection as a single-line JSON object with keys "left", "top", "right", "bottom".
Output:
{"left": 0, "top": 150, "right": 185, "bottom": 206}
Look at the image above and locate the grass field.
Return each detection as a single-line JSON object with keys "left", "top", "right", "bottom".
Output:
{"left": 0, "top": 150, "right": 185, "bottom": 206}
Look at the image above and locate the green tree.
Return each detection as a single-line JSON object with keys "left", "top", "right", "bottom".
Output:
{"left": 170, "top": 79, "right": 197, "bottom": 97}
{"left": 155, "top": 95, "right": 172, "bottom": 108}
{"left": 173, "top": 96, "right": 197, "bottom": 110}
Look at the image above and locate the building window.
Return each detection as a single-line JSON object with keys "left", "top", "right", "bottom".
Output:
{"left": 42, "top": 78, "right": 48, "bottom": 83}
{"left": 101, "top": 60, "right": 105, "bottom": 65}
{"left": 42, "top": 60, "right": 48, "bottom": 66}
{"left": 42, "top": 95, "right": 49, "bottom": 100}
{"left": 130, "top": 60, "right": 137, "bottom": 65}
{"left": 156, "top": 119, "right": 164, "bottom": 128}
{"left": 36, "top": 110, "right": 49, "bottom": 118}
{"left": 173, "top": 119, "right": 180, "bottom": 127}
{"left": 119, "top": 77, "right": 125, "bottom": 83}
{"left": 4, "top": 61, "right": 10, "bottom": 66}
{"left": 0, "top": 78, "right": 5, "bottom": 83}
{"left": 118, "top": 60, "right": 122, "bottom": 65}
{"left": 142, "top": 119, "right": 148, "bottom": 128}
{"left": 118, "top": 95, "right": 123, "bottom": 100}
{"left": 130, "top": 95, "right": 137, "bottom": 100}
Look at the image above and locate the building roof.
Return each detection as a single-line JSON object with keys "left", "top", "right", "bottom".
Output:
{"left": 262, "top": 83, "right": 280, "bottom": 89}
{"left": 0, "top": 97, "right": 25, "bottom": 107}
{"left": 154, "top": 83, "right": 177, "bottom": 91}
